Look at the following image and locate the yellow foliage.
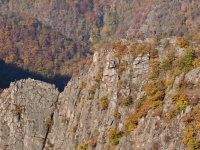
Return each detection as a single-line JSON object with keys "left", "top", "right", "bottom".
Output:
{"left": 113, "top": 106, "right": 121, "bottom": 119}
{"left": 165, "top": 108, "right": 175, "bottom": 120}
{"left": 100, "top": 96, "right": 110, "bottom": 110}
{"left": 192, "top": 58, "right": 200, "bottom": 68}
{"left": 150, "top": 60, "right": 159, "bottom": 67}
{"left": 196, "top": 79, "right": 200, "bottom": 86}
{"left": 131, "top": 42, "right": 150, "bottom": 57}
{"left": 145, "top": 80, "right": 165, "bottom": 101}
{"left": 181, "top": 100, "right": 200, "bottom": 150}
{"left": 124, "top": 78, "right": 165, "bottom": 135}
{"left": 146, "top": 90, "right": 165, "bottom": 102}
{"left": 108, "top": 128, "right": 122, "bottom": 145}
{"left": 122, "top": 95, "right": 133, "bottom": 106}
{"left": 152, "top": 100, "right": 162, "bottom": 109}
{"left": 160, "top": 52, "right": 175, "bottom": 71}
{"left": 149, "top": 60, "right": 159, "bottom": 79}
{"left": 170, "top": 92, "right": 188, "bottom": 110}
{"left": 88, "top": 84, "right": 99, "bottom": 100}
{"left": 77, "top": 143, "right": 88, "bottom": 150}
{"left": 136, "top": 103, "right": 152, "bottom": 118}
{"left": 177, "top": 37, "right": 188, "bottom": 48}
{"left": 125, "top": 115, "right": 138, "bottom": 134}
{"left": 182, "top": 126, "right": 200, "bottom": 150}
{"left": 112, "top": 41, "right": 128, "bottom": 59}
{"left": 12, "top": 106, "right": 22, "bottom": 115}
{"left": 96, "top": 70, "right": 103, "bottom": 82}
{"left": 195, "top": 123, "right": 200, "bottom": 134}
{"left": 72, "top": 125, "right": 78, "bottom": 133}
{"left": 144, "top": 83, "right": 158, "bottom": 96}
{"left": 176, "top": 96, "right": 188, "bottom": 110}
{"left": 125, "top": 102, "right": 152, "bottom": 133}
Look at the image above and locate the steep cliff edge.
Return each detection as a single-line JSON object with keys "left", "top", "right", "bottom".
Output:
{"left": 1, "top": 37, "right": 200, "bottom": 150}
{"left": 0, "top": 79, "right": 59, "bottom": 150}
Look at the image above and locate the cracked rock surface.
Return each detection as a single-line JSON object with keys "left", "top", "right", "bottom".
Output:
{"left": 0, "top": 78, "right": 59, "bottom": 150}
{"left": 1, "top": 39, "right": 200, "bottom": 150}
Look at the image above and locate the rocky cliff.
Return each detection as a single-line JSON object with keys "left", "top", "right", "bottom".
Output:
{"left": 0, "top": 79, "right": 59, "bottom": 150}
{"left": 1, "top": 37, "right": 200, "bottom": 150}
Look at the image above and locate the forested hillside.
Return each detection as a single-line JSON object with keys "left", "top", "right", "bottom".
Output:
{"left": 1, "top": 36, "right": 200, "bottom": 150}
{"left": 0, "top": 0, "right": 200, "bottom": 90}
{"left": 1, "top": 0, "right": 200, "bottom": 149}
{"left": 1, "top": 0, "right": 198, "bottom": 42}
{"left": 0, "top": 13, "right": 91, "bottom": 75}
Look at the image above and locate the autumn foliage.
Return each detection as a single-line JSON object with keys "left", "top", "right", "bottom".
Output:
{"left": 0, "top": 13, "right": 90, "bottom": 83}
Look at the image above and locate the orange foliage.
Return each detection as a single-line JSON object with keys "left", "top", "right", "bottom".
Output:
{"left": 112, "top": 41, "right": 129, "bottom": 59}
{"left": 0, "top": 14, "right": 89, "bottom": 79}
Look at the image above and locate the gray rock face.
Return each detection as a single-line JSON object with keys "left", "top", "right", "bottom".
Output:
{"left": 1, "top": 39, "right": 199, "bottom": 150}
{"left": 0, "top": 78, "right": 59, "bottom": 150}
{"left": 43, "top": 45, "right": 191, "bottom": 150}
{"left": 132, "top": 54, "right": 150, "bottom": 85}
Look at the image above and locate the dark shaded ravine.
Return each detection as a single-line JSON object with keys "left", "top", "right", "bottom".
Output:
{"left": 0, "top": 59, "right": 71, "bottom": 92}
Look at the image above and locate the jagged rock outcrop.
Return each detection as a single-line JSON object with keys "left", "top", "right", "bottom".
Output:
{"left": 1, "top": 38, "right": 200, "bottom": 150}
{"left": 44, "top": 39, "right": 200, "bottom": 150}
{"left": 0, "top": 78, "right": 59, "bottom": 150}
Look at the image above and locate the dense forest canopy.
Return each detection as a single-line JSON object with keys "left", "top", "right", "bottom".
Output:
{"left": 0, "top": 0, "right": 200, "bottom": 90}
